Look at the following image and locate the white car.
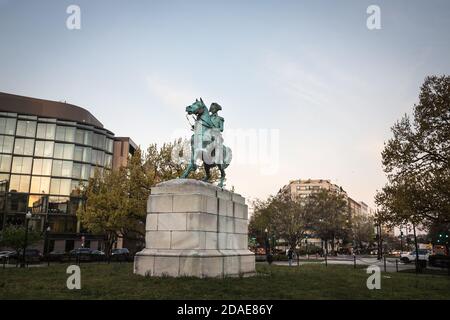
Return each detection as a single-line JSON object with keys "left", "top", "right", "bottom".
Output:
{"left": 400, "top": 249, "right": 430, "bottom": 263}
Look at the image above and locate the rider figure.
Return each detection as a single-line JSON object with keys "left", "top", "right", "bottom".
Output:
{"left": 209, "top": 103, "right": 224, "bottom": 132}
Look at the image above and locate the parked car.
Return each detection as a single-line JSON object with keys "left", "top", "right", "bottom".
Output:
{"left": 70, "top": 248, "right": 93, "bottom": 261}
{"left": 48, "top": 250, "right": 69, "bottom": 262}
{"left": 111, "top": 248, "right": 131, "bottom": 261}
{"left": 13, "top": 249, "right": 43, "bottom": 263}
{"left": 0, "top": 251, "right": 16, "bottom": 263}
{"left": 400, "top": 249, "right": 430, "bottom": 263}
{"left": 90, "top": 250, "right": 106, "bottom": 261}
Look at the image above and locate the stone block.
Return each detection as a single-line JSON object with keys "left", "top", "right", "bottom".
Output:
{"left": 205, "top": 232, "right": 218, "bottom": 249}
{"left": 232, "top": 193, "right": 246, "bottom": 205}
{"left": 153, "top": 256, "right": 180, "bottom": 277}
{"left": 173, "top": 194, "right": 217, "bottom": 214}
{"left": 218, "top": 198, "right": 233, "bottom": 216}
{"left": 202, "top": 257, "right": 223, "bottom": 277}
{"left": 148, "top": 195, "right": 173, "bottom": 213}
{"left": 234, "top": 218, "right": 248, "bottom": 234}
{"left": 133, "top": 255, "right": 155, "bottom": 276}
{"left": 157, "top": 213, "right": 187, "bottom": 231}
{"left": 218, "top": 232, "right": 227, "bottom": 249}
{"left": 146, "top": 231, "right": 171, "bottom": 249}
{"left": 223, "top": 255, "right": 240, "bottom": 275}
{"left": 179, "top": 256, "right": 202, "bottom": 277}
{"left": 186, "top": 213, "right": 217, "bottom": 232}
{"left": 240, "top": 255, "right": 256, "bottom": 274}
{"left": 217, "top": 189, "right": 232, "bottom": 200}
{"left": 171, "top": 231, "right": 206, "bottom": 250}
{"left": 218, "top": 216, "right": 234, "bottom": 233}
{"left": 145, "top": 213, "right": 158, "bottom": 231}
{"left": 234, "top": 203, "right": 248, "bottom": 219}
{"left": 152, "top": 179, "right": 217, "bottom": 197}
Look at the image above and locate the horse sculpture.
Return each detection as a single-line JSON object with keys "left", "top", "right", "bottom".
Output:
{"left": 180, "top": 98, "right": 232, "bottom": 187}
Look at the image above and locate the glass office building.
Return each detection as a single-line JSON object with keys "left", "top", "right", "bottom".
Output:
{"left": 0, "top": 92, "right": 136, "bottom": 252}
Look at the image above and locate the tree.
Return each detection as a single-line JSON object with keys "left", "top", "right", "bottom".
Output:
{"left": 376, "top": 75, "right": 450, "bottom": 228}
{"left": 309, "top": 189, "right": 349, "bottom": 255}
{"left": 352, "top": 212, "right": 375, "bottom": 253}
{"left": 249, "top": 194, "right": 315, "bottom": 253}
{"left": 0, "top": 225, "right": 42, "bottom": 265}
{"left": 77, "top": 167, "right": 130, "bottom": 257}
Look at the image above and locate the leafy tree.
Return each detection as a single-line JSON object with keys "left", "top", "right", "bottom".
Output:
{"left": 376, "top": 75, "right": 450, "bottom": 228}
{"left": 77, "top": 167, "right": 130, "bottom": 256}
{"left": 309, "top": 189, "right": 349, "bottom": 255}
{"left": 0, "top": 225, "right": 42, "bottom": 265}
{"left": 249, "top": 195, "right": 314, "bottom": 253}
{"left": 352, "top": 212, "right": 375, "bottom": 252}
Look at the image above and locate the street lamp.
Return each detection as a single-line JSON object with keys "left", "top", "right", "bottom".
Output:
{"left": 20, "top": 211, "right": 32, "bottom": 268}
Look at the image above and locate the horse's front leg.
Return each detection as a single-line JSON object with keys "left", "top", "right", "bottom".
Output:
{"left": 217, "top": 165, "right": 226, "bottom": 188}
{"left": 202, "top": 164, "right": 211, "bottom": 182}
{"left": 181, "top": 134, "right": 197, "bottom": 178}
{"left": 181, "top": 162, "right": 196, "bottom": 178}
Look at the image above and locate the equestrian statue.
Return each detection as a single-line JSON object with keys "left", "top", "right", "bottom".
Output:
{"left": 180, "top": 98, "right": 232, "bottom": 188}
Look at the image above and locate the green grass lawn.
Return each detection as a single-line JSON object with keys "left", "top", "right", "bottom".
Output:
{"left": 1, "top": 262, "right": 449, "bottom": 300}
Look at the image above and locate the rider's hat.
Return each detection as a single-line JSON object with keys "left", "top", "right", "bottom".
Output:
{"left": 210, "top": 103, "right": 222, "bottom": 113}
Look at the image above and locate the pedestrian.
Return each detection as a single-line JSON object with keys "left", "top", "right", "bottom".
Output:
{"left": 287, "top": 248, "right": 294, "bottom": 266}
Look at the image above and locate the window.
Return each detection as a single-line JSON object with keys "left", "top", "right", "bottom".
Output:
{"left": 13, "top": 138, "right": 34, "bottom": 156}
{"left": 48, "top": 196, "right": 70, "bottom": 214}
{"left": 56, "top": 126, "right": 75, "bottom": 142}
{"left": 34, "top": 141, "right": 54, "bottom": 157}
{"left": 30, "top": 195, "right": 48, "bottom": 212}
{"left": 52, "top": 160, "right": 73, "bottom": 177}
{"left": 0, "top": 117, "right": 17, "bottom": 135}
{"left": 36, "top": 123, "right": 56, "bottom": 140}
{"left": 0, "top": 154, "right": 12, "bottom": 172}
{"left": 75, "top": 129, "right": 86, "bottom": 145}
{"left": 16, "top": 120, "right": 36, "bottom": 137}
{"left": 0, "top": 173, "right": 9, "bottom": 182}
{"left": 9, "top": 175, "right": 30, "bottom": 192}
{"left": 106, "top": 138, "right": 114, "bottom": 153}
{"left": 104, "top": 154, "right": 112, "bottom": 168}
{"left": 72, "top": 163, "right": 81, "bottom": 179}
{"left": 32, "top": 159, "right": 52, "bottom": 175}
{"left": 72, "top": 163, "right": 90, "bottom": 180}
{"left": 54, "top": 143, "right": 74, "bottom": 160}
{"left": 83, "top": 147, "right": 91, "bottom": 162}
{"left": 11, "top": 157, "right": 32, "bottom": 174}
{"left": 6, "top": 192, "right": 27, "bottom": 212}
{"left": 84, "top": 130, "right": 93, "bottom": 146}
{"left": 74, "top": 146, "right": 92, "bottom": 163}
{"left": 91, "top": 149, "right": 105, "bottom": 166}
{"left": 30, "top": 176, "right": 51, "bottom": 194}
{"left": 0, "top": 135, "right": 14, "bottom": 153}
{"left": 74, "top": 146, "right": 83, "bottom": 161}
{"left": 50, "top": 178, "right": 71, "bottom": 195}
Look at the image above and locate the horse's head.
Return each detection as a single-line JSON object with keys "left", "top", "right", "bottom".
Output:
{"left": 186, "top": 98, "right": 206, "bottom": 116}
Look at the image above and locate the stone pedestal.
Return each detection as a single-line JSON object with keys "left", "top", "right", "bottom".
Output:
{"left": 134, "top": 179, "right": 256, "bottom": 278}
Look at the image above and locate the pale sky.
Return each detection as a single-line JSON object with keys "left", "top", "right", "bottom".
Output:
{"left": 1, "top": 0, "right": 450, "bottom": 208}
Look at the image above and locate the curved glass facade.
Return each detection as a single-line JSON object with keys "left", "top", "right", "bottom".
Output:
{"left": 0, "top": 111, "right": 114, "bottom": 235}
